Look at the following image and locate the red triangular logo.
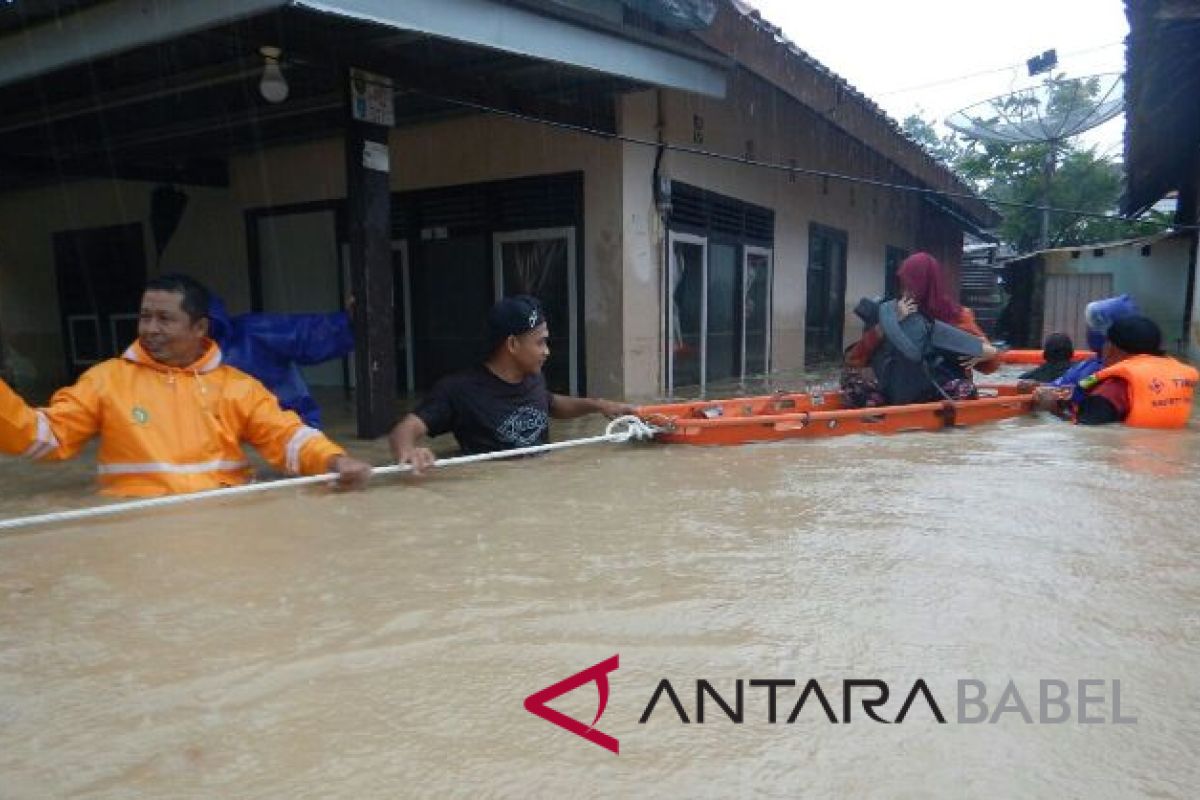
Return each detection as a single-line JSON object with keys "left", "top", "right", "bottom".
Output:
{"left": 524, "top": 654, "right": 620, "bottom": 754}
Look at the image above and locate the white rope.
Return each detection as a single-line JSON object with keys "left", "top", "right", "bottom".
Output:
{"left": 0, "top": 416, "right": 658, "bottom": 533}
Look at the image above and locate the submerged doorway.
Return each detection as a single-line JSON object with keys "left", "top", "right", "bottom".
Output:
{"left": 493, "top": 227, "right": 579, "bottom": 395}
{"left": 804, "top": 223, "right": 848, "bottom": 367}
{"left": 52, "top": 223, "right": 147, "bottom": 379}
{"left": 250, "top": 205, "right": 347, "bottom": 390}
{"left": 664, "top": 183, "right": 775, "bottom": 396}
{"left": 665, "top": 233, "right": 775, "bottom": 396}
{"left": 395, "top": 172, "right": 585, "bottom": 394}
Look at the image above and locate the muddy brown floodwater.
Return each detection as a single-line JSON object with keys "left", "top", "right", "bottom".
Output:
{"left": 1, "top": 379, "right": 1198, "bottom": 798}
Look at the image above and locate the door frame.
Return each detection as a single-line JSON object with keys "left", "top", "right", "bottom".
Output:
{"left": 246, "top": 200, "right": 349, "bottom": 391}
{"left": 805, "top": 223, "right": 849, "bottom": 366}
{"left": 666, "top": 230, "right": 709, "bottom": 396}
{"left": 492, "top": 226, "right": 579, "bottom": 396}
{"left": 52, "top": 222, "right": 148, "bottom": 379}
{"left": 245, "top": 200, "right": 347, "bottom": 313}
{"left": 742, "top": 245, "right": 774, "bottom": 382}
{"left": 65, "top": 314, "right": 101, "bottom": 369}
{"left": 393, "top": 239, "right": 415, "bottom": 395}
{"left": 336, "top": 239, "right": 414, "bottom": 395}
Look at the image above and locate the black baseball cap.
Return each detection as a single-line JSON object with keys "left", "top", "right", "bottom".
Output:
{"left": 1106, "top": 315, "right": 1163, "bottom": 356}
{"left": 487, "top": 295, "right": 545, "bottom": 345}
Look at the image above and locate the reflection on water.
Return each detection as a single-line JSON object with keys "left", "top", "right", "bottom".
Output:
{"left": 1, "top": 375, "right": 1198, "bottom": 798}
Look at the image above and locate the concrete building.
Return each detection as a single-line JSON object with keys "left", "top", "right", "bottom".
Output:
{"left": 996, "top": 231, "right": 1193, "bottom": 351}
{"left": 0, "top": 0, "right": 996, "bottom": 434}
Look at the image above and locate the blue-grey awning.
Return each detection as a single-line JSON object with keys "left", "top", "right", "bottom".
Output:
{"left": 618, "top": 0, "right": 718, "bottom": 30}
{"left": 0, "top": 0, "right": 727, "bottom": 97}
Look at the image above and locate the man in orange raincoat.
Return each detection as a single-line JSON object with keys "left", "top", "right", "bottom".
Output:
{"left": 0, "top": 274, "right": 372, "bottom": 496}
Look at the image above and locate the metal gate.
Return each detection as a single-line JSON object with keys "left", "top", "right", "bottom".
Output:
{"left": 1042, "top": 273, "right": 1114, "bottom": 345}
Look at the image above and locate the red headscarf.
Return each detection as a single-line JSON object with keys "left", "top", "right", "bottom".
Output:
{"left": 896, "top": 252, "right": 962, "bottom": 324}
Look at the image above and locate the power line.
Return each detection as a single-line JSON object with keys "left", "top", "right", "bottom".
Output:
{"left": 415, "top": 90, "right": 1190, "bottom": 233}
{"left": 873, "top": 41, "right": 1125, "bottom": 97}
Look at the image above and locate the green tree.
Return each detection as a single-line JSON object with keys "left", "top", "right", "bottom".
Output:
{"left": 901, "top": 113, "right": 964, "bottom": 166}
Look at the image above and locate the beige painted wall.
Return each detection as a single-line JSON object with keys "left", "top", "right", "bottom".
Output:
{"left": 2, "top": 71, "right": 968, "bottom": 399}
{"left": 0, "top": 123, "right": 626, "bottom": 394}
{"left": 616, "top": 69, "right": 942, "bottom": 393}
{"left": 617, "top": 90, "right": 666, "bottom": 401}
{"left": 0, "top": 137, "right": 350, "bottom": 384}
{"left": 232, "top": 139, "right": 346, "bottom": 210}
{"left": 385, "top": 116, "right": 625, "bottom": 399}
{"left": 231, "top": 121, "right": 628, "bottom": 397}
{"left": 0, "top": 181, "right": 246, "bottom": 387}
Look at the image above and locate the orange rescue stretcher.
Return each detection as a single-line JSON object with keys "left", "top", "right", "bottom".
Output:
{"left": 997, "top": 349, "right": 1092, "bottom": 365}
{"left": 636, "top": 384, "right": 1036, "bottom": 446}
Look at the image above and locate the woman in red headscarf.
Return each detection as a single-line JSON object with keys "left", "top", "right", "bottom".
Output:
{"left": 843, "top": 252, "right": 999, "bottom": 405}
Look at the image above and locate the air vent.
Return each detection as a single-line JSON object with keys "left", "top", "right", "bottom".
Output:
{"left": 670, "top": 181, "right": 774, "bottom": 244}
{"left": 394, "top": 172, "right": 582, "bottom": 238}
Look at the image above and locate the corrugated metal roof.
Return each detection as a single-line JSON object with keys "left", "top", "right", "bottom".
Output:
{"left": 1001, "top": 229, "right": 1190, "bottom": 264}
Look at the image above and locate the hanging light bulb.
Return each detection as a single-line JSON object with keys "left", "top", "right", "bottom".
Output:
{"left": 259, "top": 46, "right": 289, "bottom": 104}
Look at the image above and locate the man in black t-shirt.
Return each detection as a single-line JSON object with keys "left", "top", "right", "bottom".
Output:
{"left": 388, "top": 295, "right": 634, "bottom": 472}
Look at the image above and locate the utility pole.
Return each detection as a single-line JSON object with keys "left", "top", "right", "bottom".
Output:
{"left": 1040, "top": 141, "right": 1057, "bottom": 251}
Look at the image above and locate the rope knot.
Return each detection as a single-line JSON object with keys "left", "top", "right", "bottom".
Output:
{"left": 604, "top": 415, "right": 658, "bottom": 442}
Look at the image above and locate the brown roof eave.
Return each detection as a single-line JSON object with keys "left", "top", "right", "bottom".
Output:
{"left": 1121, "top": 0, "right": 1200, "bottom": 216}
{"left": 693, "top": 1, "right": 1000, "bottom": 229}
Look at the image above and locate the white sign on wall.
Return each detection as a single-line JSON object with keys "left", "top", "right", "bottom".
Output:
{"left": 362, "top": 140, "right": 390, "bottom": 173}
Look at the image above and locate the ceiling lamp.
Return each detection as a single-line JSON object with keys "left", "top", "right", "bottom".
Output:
{"left": 258, "top": 46, "right": 289, "bottom": 104}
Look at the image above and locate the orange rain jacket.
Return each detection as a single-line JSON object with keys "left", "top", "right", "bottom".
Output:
{"left": 0, "top": 339, "right": 345, "bottom": 496}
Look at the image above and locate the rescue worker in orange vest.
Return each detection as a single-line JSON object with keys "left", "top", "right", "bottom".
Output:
{"left": 0, "top": 274, "right": 373, "bottom": 496}
{"left": 1033, "top": 315, "right": 1197, "bottom": 427}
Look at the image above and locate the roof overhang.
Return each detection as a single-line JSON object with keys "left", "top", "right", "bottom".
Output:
{"left": 1002, "top": 228, "right": 1190, "bottom": 265}
{"left": 690, "top": 1, "right": 1001, "bottom": 231}
{"left": 0, "top": 0, "right": 728, "bottom": 97}
{"left": 1121, "top": 0, "right": 1200, "bottom": 216}
{"left": 922, "top": 195, "right": 996, "bottom": 242}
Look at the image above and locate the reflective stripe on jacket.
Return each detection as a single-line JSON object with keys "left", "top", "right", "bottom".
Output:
{"left": 0, "top": 339, "right": 344, "bottom": 496}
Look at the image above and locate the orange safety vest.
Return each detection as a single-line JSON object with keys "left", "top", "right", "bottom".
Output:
{"left": 1091, "top": 354, "right": 1198, "bottom": 429}
{"left": 0, "top": 339, "right": 345, "bottom": 496}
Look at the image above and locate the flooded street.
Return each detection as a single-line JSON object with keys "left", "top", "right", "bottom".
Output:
{"left": 0, "top": 0, "right": 1191, "bottom": 794}
{"left": 1, "top": 384, "right": 1198, "bottom": 798}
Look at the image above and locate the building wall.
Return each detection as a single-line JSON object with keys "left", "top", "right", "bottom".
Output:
{"left": 617, "top": 68, "right": 945, "bottom": 392}
{"left": 1188, "top": 158, "right": 1200, "bottom": 365}
{"left": 616, "top": 91, "right": 663, "bottom": 400}
{"left": 0, "top": 180, "right": 246, "bottom": 388}
{"left": 1042, "top": 236, "right": 1193, "bottom": 354}
{"left": 0, "top": 124, "right": 623, "bottom": 391}
{"left": 1190, "top": 231, "right": 1200, "bottom": 365}
{"left": 1, "top": 72, "right": 968, "bottom": 399}
{"left": 233, "top": 139, "right": 346, "bottom": 210}
{"left": 385, "top": 115, "right": 625, "bottom": 399}
{"left": 231, "top": 129, "right": 625, "bottom": 394}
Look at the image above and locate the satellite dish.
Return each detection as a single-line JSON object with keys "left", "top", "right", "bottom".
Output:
{"left": 946, "top": 73, "right": 1123, "bottom": 144}
{"left": 945, "top": 73, "right": 1124, "bottom": 248}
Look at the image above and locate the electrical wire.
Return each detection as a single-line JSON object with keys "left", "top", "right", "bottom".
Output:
{"left": 411, "top": 90, "right": 1192, "bottom": 233}
{"left": 873, "top": 41, "right": 1125, "bottom": 97}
